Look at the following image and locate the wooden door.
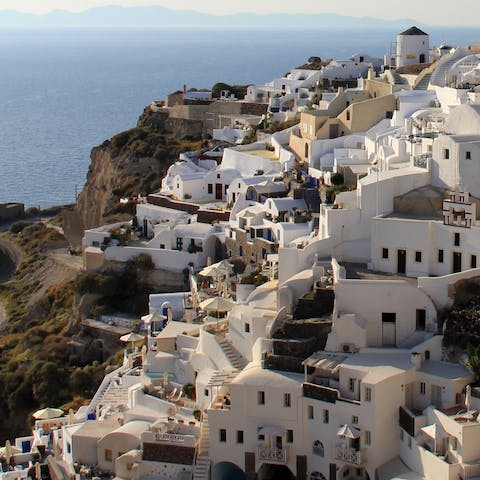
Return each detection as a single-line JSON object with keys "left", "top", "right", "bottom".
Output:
{"left": 397, "top": 249, "right": 406, "bottom": 274}
{"left": 215, "top": 183, "right": 223, "bottom": 200}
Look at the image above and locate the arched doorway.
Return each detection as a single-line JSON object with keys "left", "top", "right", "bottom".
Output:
{"left": 419, "top": 53, "right": 426, "bottom": 63}
{"left": 212, "top": 461, "right": 245, "bottom": 480}
{"left": 337, "top": 465, "right": 371, "bottom": 480}
{"left": 257, "top": 463, "right": 295, "bottom": 480}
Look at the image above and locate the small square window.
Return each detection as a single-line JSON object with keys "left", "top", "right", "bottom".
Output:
{"left": 444, "top": 148, "right": 450, "bottom": 159}
{"left": 219, "top": 429, "right": 226, "bottom": 442}
{"left": 323, "top": 409, "right": 329, "bottom": 423}
{"left": 287, "top": 430, "right": 294, "bottom": 443}
{"left": 217, "top": 173, "right": 221, "bottom": 179}
{"left": 352, "top": 415, "right": 359, "bottom": 424}
{"left": 258, "top": 391, "right": 265, "bottom": 405}
{"left": 245, "top": 323, "right": 250, "bottom": 333}
{"left": 466, "top": 151, "right": 471, "bottom": 160}
{"left": 438, "top": 249, "right": 444, "bottom": 263}
{"left": 382, "top": 248, "right": 389, "bottom": 259}
{"left": 365, "top": 430, "right": 371, "bottom": 445}
{"left": 236, "top": 430, "right": 244, "bottom": 444}
{"left": 365, "top": 387, "right": 372, "bottom": 402}
{"left": 204, "top": 389, "right": 209, "bottom": 397}
{"left": 349, "top": 378, "right": 355, "bottom": 392}
{"left": 208, "top": 184, "right": 213, "bottom": 194}
{"left": 454, "top": 232, "right": 460, "bottom": 246}
{"left": 284, "top": 393, "right": 291, "bottom": 408}
{"left": 308, "top": 405, "right": 314, "bottom": 419}
{"left": 415, "top": 251, "right": 422, "bottom": 263}
{"left": 420, "top": 382, "right": 426, "bottom": 395}
{"left": 471, "top": 255, "right": 477, "bottom": 269}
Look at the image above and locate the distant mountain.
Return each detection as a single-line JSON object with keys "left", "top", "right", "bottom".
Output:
{"left": 0, "top": 6, "right": 423, "bottom": 29}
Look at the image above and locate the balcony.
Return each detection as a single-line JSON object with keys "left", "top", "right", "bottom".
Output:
{"left": 303, "top": 382, "right": 338, "bottom": 403}
{"left": 257, "top": 444, "right": 288, "bottom": 463}
{"left": 335, "top": 447, "right": 364, "bottom": 465}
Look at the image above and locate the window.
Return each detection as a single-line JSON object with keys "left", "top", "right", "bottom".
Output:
{"left": 346, "top": 111, "right": 351, "bottom": 121}
{"left": 365, "top": 387, "right": 372, "bottom": 402}
{"left": 287, "top": 429, "right": 294, "bottom": 443}
{"left": 258, "top": 390, "right": 265, "bottom": 405}
{"left": 382, "top": 312, "right": 396, "bottom": 323}
{"left": 219, "top": 429, "right": 227, "bottom": 442}
{"left": 225, "top": 184, "right": 229, "bottom": 194}
{"left": 471, "top": 255, "right": 477, "bottom": 269}
{"left": 408, "top": 436, "right": 412, "bottom": 448}
{"left": 308, "top": 405, "right": 314, "bottom": 419}
{"left": 420, "top": 382, "right": 426, "bottom": 395}
{"left": 237, "top": 430, "right": 244, "bottom": 444}
{"left": 204, "top": 389, "right": 209, "bottom": 397}
{"left": 245, "top": 323, "right": 250, "bottom": 333}
{"left": 352, "top": 415, "right": 359, "bottom": 424}
{"left": 217, "top": 173, "right": 221, "bottom": 179}
{"left": 400, "top": 429, "right": 404, "bottom": 441}
{"left": 309, "top": 472, "right": 327, "bottom": 480}
{"left": 176, "top": 237, "right": 183, "bottom": 250}
{"left": 105, "top": 449, "right": 112, "bottom": 461}
{"left": 313, "top": 440, "right": 324, "bottom": 456}
{"left": 425, "top": 350, "right": 430, "bottom": 360}
{"left": 415, "top": 251, "right": 422, "bottom": 263}
{"left": 284, "top": 393, "right": 291, "bottom": 408}
{"left": 208, "top": 184, "right": 213, "bottom": 194}
{"left": 382, "top": 248, "right": 389, "bottom": 259}
{"left": 160, "top": 244, "right": 165, "bottom": 249}
{"left": 444, "top": 148, "right": 450, "bottom": 159}
{"left": 323, "top": 409, "right": 329, "bottom": 424}
{"left": 365, "top": 431, "right": 371, "bottom": 446}
{"left": 416, "top": 309, "right": 426, "bottom": 331}
{"left": 349, "top": 378, "right": 355, "bottom": 392}
{"left": 239, "top": 246, "right": 243, "bottom": 257}
{"left": 454, "top": 232, "right": 460, "bottom": 246}
{"left": 466, "top": 151, "right": 471, "bottom": 160}
{"left": 438, "top": 249, "right": 444, "bottom": 263}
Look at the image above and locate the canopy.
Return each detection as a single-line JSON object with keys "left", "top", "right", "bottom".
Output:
{"left": 258, "top": 424, "right": 286, "bottom": 436}
{"left": 199, "top": 296, "right": 236, "bottom": 313}
{"left": 120, "top": 332, "right": 145, "bottom": 343}
{"left": 199, "top": 259, "right": 234, "bottom": 278}
{"left": 33, "top": 407, "right": 64, "bottom": 420}
{"left": 141, "top": 312, "right": 167, "bottom": 323}
{"left": 337, "top": 424, "right": 361, "bottom": 439}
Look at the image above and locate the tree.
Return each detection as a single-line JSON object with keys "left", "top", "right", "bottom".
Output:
{"left": 465, "top": 344, "right": 480, "bottom": 382}
{"left": 331, "top": 172, "right": 344, "bottom": 186}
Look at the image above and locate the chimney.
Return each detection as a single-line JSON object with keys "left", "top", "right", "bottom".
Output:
{"left": 411, "top": 352, "right": 422, "bottom": 369}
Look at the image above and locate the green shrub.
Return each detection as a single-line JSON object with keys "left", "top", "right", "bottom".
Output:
{"left": 331, "top": 172, "right": 345, "bottom": 186}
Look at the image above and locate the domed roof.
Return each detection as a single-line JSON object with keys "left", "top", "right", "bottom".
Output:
{"left": 399, "top": 26, "right": 428, "bottom": 36}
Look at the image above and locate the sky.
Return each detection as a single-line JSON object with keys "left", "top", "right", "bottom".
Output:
{"left": 1, "top": 0, "right": 479, "bottom": 26}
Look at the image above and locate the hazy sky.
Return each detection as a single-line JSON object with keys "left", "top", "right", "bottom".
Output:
{"left": 1, "top": 0, "right": 479, "bottom": 26}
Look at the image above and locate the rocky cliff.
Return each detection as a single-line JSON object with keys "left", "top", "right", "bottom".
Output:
{"left": 76, "top": 110, "right": 203, "bottom": 230}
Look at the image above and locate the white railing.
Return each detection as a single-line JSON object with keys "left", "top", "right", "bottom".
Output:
{"left": 155, "top": 433, "right": 186, "bottom": 443}
{"left": 335, "top": 447, "right": 363, "bottom": 465}
{"left": 257, "top": 445, "right": 287, "bottom": 463}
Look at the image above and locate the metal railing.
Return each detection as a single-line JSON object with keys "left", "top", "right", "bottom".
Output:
{"left": 335, "top": 447, "right": 363, "bottom": 465}
{"left": 257, "top": 445, "right": 287, "bottom": 463}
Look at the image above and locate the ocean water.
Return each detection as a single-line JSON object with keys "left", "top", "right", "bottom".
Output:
{"left": 0, "top": 27, "right": 479, "bottom": 207}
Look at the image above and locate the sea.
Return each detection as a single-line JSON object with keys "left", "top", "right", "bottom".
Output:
{"left": 0, "top": 26, "right": 479, "bottom": 207}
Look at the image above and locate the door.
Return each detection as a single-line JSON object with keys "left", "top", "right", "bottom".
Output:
{"left": 397, "top": 249, "right": 406, "bottom": 274}
{"left": 275, "top": 436, "right": 283, "bottom": 449}
{"left": 431, "top": 385, "right": 442, "bottom": 408}
{"left": 143, "top": 218, "right": 148, "bottom": 237}
{"left": 215, "top": 183, "right": 223, "bottom": 200}
{"left": 453, "top": 252, "right": 462, "bottom": 273}
{"left": 416, "top": 309, "right": 426, "bottom": 331}
{"left": 382, "top": 312, "right": 396, "bottom": 346}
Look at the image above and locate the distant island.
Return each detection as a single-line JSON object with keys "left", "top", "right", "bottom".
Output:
{"left": 0, "top": 5, "right": 421, "bottom": 29}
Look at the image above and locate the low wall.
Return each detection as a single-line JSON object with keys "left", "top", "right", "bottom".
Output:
{"left": 105, "top": 246, "right": 200, "bottom": 272}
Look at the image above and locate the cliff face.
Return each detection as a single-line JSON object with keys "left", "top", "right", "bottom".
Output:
{"left": 76, "top": 112, "right": 203, "bottom": 230}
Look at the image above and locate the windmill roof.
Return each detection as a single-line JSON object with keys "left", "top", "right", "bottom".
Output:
{"left": 399, "top": 26, "right": 428, "bottom": 36}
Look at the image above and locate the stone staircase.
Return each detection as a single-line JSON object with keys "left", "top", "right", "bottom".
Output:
{"left": 97, "top": 379, "right": 130, "bottom": 414}
{"left": 218, "top": 338, "right": 248, "bottom": 370}
{"left": 193, "top": 414, "right": 211, "bottom": 480}
{"left": 414, "top": 72, "right": 432, "bottom": 90}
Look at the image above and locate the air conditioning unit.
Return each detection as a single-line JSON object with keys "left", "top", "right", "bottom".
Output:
{"left": 341, "top": 343, "right": 357, "bottom": 353}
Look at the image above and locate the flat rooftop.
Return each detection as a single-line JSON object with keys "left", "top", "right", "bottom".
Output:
{"left": 246, "top": 149, "right": 279, "bottom": 161}
{"left": 344, "top": 263, "right": 418, "bottom": 285}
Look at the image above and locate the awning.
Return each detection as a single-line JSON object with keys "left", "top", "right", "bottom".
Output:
{"left": 337, "top": 424, "right": 361, "bottom": 439}
{"left": 258, "top": 425, "right": 286, "bottom": 436}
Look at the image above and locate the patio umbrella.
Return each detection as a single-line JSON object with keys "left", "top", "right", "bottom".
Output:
{"left": 200, "top": 296, "right": 236, "bottom": 325}
{"left": 466, "top": 384, "right": 472, "bottom": 412}
{"left": 120, "top": 332, "right": 145, "bottom": 351}
{"left": 32, "top": 407, "right": 64, "bottom": 420}
{"left": 0, "top": 441, "right": 21, "bottom": 460}
{"left": 141, "top": 312, "right": 167, "bottom": 334}
{"left": 337, "top": 424, "right": 360, "bottom": 439}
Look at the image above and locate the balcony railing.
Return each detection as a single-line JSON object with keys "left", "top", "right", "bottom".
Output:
{"left": 257, "top": 445, "right": 287, "bottom": 463}
{"left": 335, "top": 447, "right": 363, "bottom": 465}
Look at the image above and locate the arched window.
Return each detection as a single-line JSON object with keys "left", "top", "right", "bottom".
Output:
{"left": 309, "top": 472, "right": 327, "bottom": 480}
{"left": 313, "top": 440, "right": 324, "bottom": 457}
